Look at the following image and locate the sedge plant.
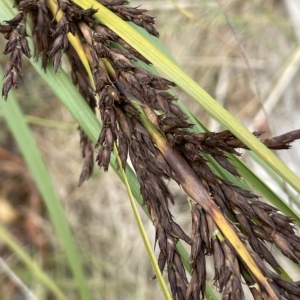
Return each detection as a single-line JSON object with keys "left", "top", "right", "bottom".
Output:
{"left": 1, "top": 0, "right": 300, "bottom": 299}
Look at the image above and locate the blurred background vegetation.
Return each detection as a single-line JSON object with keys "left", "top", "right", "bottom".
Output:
{"left": 0, "top": 0, "right": 300, "bottom": 299}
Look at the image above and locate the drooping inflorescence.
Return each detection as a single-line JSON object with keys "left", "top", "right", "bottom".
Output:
{"left": 1, "top": 1, "right": 300, "bottom": 299}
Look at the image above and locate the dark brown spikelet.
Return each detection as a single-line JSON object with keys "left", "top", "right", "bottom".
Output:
{"left": 29, "top": 0, "right": 54, "bottom": 69}
{"left": 95, "top": 86, "right": 119, "bottom": 171}
{"left": 47, "top": 15, "right": 70, "bottom": 73}
{"left": 187, "top": 203, "right": 207, "bottom": 300}
{"left": 2, "top": 1, "right": 300, "bottom": 300}
{"left": 100, "top": 2, "right": 159, "bottom": 37}
{"left": 1, "top": 12, "right": 31, "bottom": 99}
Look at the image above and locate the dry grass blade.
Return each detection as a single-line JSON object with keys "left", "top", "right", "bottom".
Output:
{"left": 0, "top": 257, "right": 38, "bottom": 300}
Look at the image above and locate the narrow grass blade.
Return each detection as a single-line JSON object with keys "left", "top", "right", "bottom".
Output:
{"left": 75, "top": 0, "right": 300, "bottom": 196}
{"left": 0, "top": 110, "right": 76, "bottom": 130}
{"left": 0, "top": 224, "right": 66, "bottom": 300}
{"left": 0, "top": 60, "right": 90, "bottom": 300}
{"left": 114, "top": 146, "right": 172, "bottom": 300}
{"left": 0, "top": 257, "right": 38, "bottom": 300}
{"left": 248, "top": 151, "right": 300, "bottom": 206}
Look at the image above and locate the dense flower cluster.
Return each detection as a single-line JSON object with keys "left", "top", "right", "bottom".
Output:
{"left": 1, "top": 1, "right": 300, "bottom": 299}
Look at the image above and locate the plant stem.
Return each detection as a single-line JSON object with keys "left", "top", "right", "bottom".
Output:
{"left": 114, "top": 145, "right": 172, "bottom": 300}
